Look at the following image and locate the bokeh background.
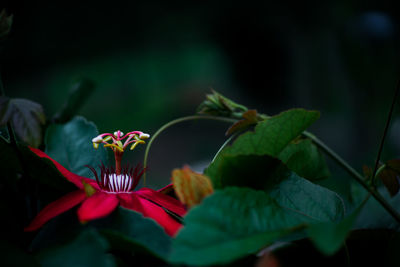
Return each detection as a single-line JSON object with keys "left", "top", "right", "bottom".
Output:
{"left": 2, "top": 1, "right": 400, "bottom": 189}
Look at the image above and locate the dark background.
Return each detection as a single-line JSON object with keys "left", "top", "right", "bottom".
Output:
{"left": 1, "top": 1, "right": 400, "bottom": 188}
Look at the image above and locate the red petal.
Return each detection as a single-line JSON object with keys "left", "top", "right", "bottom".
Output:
{"left": 118, "top": 193, "right": 183, "bottom": 236}
{"left": 24, "top": 190, "right": 86, "bottom": 231}
{"left": 77, "top": 191, "right": 119, "bottom": 222}
{"left": 136, "top": 187, "right": 187, "bottom": 217}
{"left": 29, "top": 147, "right": 99, "bottom": 190}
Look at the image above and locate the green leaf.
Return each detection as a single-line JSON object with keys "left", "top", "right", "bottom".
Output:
{"left": 267, "top": 171, "right": 344, "bottom": 222}
{"left": 0, "top": 97, "right": 46, "bottom": 147}
{"left": 37, "top": 228, "right": 116, "bottom": 267}
{"left": 308, "top": 203, "right": 365, "bottom": 255}
{"left": 206, "top": 154, "right": 281, "bottom": 189}
{"left": 169, "top": 187, "right": 315, "bottom": 266}
{"left": 223, "top": 109, "right": 320, "bottom": 157}
{"left": 278, "top": 138, "right": 330, "bottom": 181}
{"left": 98, "top": 207, "right": 172, "bottom": 260}
{"left": 206, "top": 154, "right": 344, "bottom": 222}
{"left": 45, "top": 116, "right": 109, "bottom": 177}
{"left": 53, "top": 79, "right": 96, "bottom": 123}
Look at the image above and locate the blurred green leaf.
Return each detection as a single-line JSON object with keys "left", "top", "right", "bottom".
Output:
{"left": 279, "top": 138, "right": 330, "bottom": 181}
{"left": 223, "top": 108, "right": 320, "bottom": 157}
{"left": 0, "top": 9, "right": 12, "bottom": 40}
{"left": 37, "top": 228, "right": 115, "bottom": 267}
{"left": 53, "top": 79, "right": 95, "bottom": 123}
{"left": 0, "top": 97, "right": 46, "bottom": 147}
{"left": 308, "top": 203, "right": 364, "bottom": 255}
{"left": 45, "top": 116, "right": 109, "bottom": 178}
{"left": 98, "top": 207, "right": 172, "bottom": 260}
{"left": 169, "top": 187, "right": 315, "bottom": 266}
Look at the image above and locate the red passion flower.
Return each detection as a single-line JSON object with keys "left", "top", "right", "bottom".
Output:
{"left": 24, "top": 130, "right": 186, "bottom": 236}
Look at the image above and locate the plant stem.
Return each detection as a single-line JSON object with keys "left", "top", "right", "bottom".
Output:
{"left": 303, "top": 131, "right": 400, "bottom": 224}
{"left": 143, "top": 115, "right": 237, "bottom": 185}
{"left": 211, "top": 133, "right": 237, "bottom": 163}
{"left": 374, "top": 164, "right": 386, "bottom": 182}
{"left": 371, "top": 80, "right": 400, "bottom": 182}
{"left": 114, "top": 151, "right": 122, "bottom": 175}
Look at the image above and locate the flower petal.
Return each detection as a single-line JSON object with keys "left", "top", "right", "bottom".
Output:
{"left": 118, "top": 193, "right": 183, "bottom": 236}
{"left": 136, "top": 187, "right": 186, "bottom": 217}
{"left": 24, "top": 190, "right": 86, "bottom": 231}
{"left": 29, "top": 147, "right": 99, "bottom": 189}
{"left": 77, "top": 191, "right": 119, "bottom": 222}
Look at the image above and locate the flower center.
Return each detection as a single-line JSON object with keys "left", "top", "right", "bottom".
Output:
{"left": 87, "top": 164, "right": 145, "bottom": 193}
{"left": 104, "top": 174, "right": 132, "bottom": 193}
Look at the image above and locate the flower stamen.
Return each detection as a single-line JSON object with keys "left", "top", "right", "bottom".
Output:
{"left": 87, "top": 163, "right": 145, "bottom": 193}
{"left": 92, "top": 129, "right": 150, "bottom": 175}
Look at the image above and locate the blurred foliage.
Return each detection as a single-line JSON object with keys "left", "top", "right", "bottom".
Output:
{"left": 0, "top": 97, "right": 46, "bottom": 147}
{"left": 0, "top": 9, "right": 12, "bottom": 40}
{"left": 1, "top": 1, "right": 400, "bottom": 266}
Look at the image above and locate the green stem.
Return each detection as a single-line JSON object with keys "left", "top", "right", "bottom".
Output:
{"left": 211, "top": 133, "right": 237, "bottom": 163}
{"left": 143, "top": 115, "right": 237, "bottom": 185}
{"left": 374, "top": 164, "right": 386, "bottom": 181}
{"left": 371, "top": 79, "right": 400, "bottom": 182}
{"left": 303, "top": 131, "right": 400, "bottom": 224}
{"left": 343, "top": 241, "right": 351, "bottom": 267}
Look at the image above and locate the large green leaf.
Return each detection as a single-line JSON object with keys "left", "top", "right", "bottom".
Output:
{"left": 224, "top": 109, "right": 320, "bottom": 156}
{"left": 206, "top": 154, "right": 344, "bottom": 222}
{"left": 45, "top": 116, "right": 109, "bottom": 178}
{"left": 278, "top": 138, "right": 330, "bottom": 181}
{"left": 205, "top": 154, "right": 281, "bottom": 189}
{"left": 308, "top": 204, "right": 363, "bottom": 255}
{"left": 0, "top": 97, "right": 46, "bottom": 147}
{"left": 169, "top": 187, "right": 316, "bottom": 266}
{"left": 37, "top": 228, "right": 115, "bottom": 267}
{"left": 267, "top": 171, "right": 344, "bottom": 222}
{"left": 98, "top": 207, "right": 172, "bottom": 260}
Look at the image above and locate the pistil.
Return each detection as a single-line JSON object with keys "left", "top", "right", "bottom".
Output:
{"left": 91, "top": 129, "right": 150, "bottom": 181}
